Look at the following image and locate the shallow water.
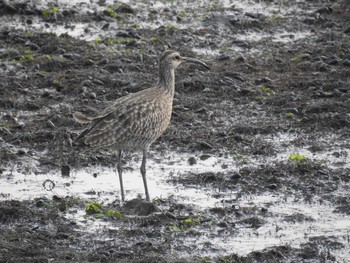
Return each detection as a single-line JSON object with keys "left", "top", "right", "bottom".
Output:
{"left": 3, "top": 133, "right": 347, "bottom": 201}
{"left": 4, "top": 0, "right": 314, "bottom": 47}
{"left": 1, "top": 133, "right": 349, "bottom": 260}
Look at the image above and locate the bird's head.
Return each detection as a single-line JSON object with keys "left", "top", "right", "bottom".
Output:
{"left": 159, "top": 50, "right": 209, "bottom": 71}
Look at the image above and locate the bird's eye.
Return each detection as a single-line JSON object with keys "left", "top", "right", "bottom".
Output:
{"left": 174, "top": 55, "right": 180, "bottom": 60}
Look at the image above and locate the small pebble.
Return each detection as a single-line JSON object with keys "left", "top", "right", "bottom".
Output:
{"left": 85, "top": 59, "right": 95, "bottom": 66}
{"left": 218, "top": 54, "right": 230, "bottom": 61}
{"left": 81, "top": 86, "right": 88, "bottom": 94}
{"left": 199, "top": 154, "right": 211, "bottom": 161}
{"left": 61, "top": 165, "right": 70, "bottom": 177}
{"left": 89, "top": 92, "right": 97, "bottom": 99}
{"left": 187, "top": 156, "right": 197, "bottom": 165}
{"left": 343, "top": 59, "right": 350, "bottom": 67}
{"left": 235, "top": 55, "right": 245, "bottom": 63}
{"left": 17, "top": 149, "right": 26, "bottom": 155}
{"left": 217, "top": 221, "right": 228, "bottom": 228}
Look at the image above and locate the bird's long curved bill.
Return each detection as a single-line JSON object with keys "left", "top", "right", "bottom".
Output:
{"left": 183, "top": 57, "right": 210, "bottom": 70}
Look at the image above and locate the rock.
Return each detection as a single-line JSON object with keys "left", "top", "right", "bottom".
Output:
{"left": 61, "top": 165, "right": 70, "bottom": 177}
{"left": 98, "top": 58, "right": 109, "bottom": 65}
{"left": 81, "top": 86, "right": 87, "bottom": 94}
{"left": 63, "top": 53, "right": 81, "bottom": 60}
{"left": 199, "top": 154, "right": 211, "bottom": 161}
{"left": 116, "top": 3, "right": 134, "bottom": 14}
{"left": 84, "top": 59, "right": 95, "bottom": 66}
{"left": 92, "top": 79, "right": 104, "bottom": 85}
{"left": 122, "top": 199, "right": 157, "bottom": 216}
{"left": 327, "top": 56, "right": 340, "bottom": 65}
{"left": 187, "top": 156, "right": 197, "bottom": 165}
{"left": 25, "top": 41, "right": 40, "bottom": 50}
{"left": 89, "top": 92, "right": 97, "bottom": 99}
{"left": 217, "top": 221, "right": 228, "bottom": 228}
{"left": 218, "top": 54, "right": 230, "bottom": 61}
{"left": 316, "top": 61, "right": 329, "bottom": 71}
{"left": 235, "top": 55, "right": 245, "bottom": 63}
{"left": 245, "top": 12, "right": 266, "bottom": 20}
{"left": 101, "top": 23, "right": 109, "bottom": 30}
{"left": 230, "top": 173, "right": 241, "bottom": 181}
{"left": 127, "top": 28, "right": 141, "bottom": 39}
{"left": 225, "top": 72, "right": 246, "bottom": 82}
{"left": 315, "top": 6, "right": 333, "bottom": 14}
{"left": 126, "top": 39, "right": 138, "bottom": 47}
{"left": 17, "top": 149, "right": 26, "bottom": 156}
{"left": 303, "top": 17, "right": 316, "bottom": 24}
{"left": 232, "top": 40, "right": 250, "bottom": 48}
{"left": 228, "top": 15, "right": 239, "bottom": 24}
{"left": 255, "top": 77, "right": 273, "bottom": 84}
{"left": 116, "top": 30, "right": 130, "bottom": 38}
{"left": 343, "top": 59, "right": 350, "bottom": 67}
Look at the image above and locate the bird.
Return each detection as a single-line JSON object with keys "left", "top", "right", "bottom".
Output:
{"left": 73, "top": 50, "right": 209, "bottom": 202}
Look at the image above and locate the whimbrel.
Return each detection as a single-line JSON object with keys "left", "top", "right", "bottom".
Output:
{"left": 73, "top": 50, "right": 209, "bottom": 201}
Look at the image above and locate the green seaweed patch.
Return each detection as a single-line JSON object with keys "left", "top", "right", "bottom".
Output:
{"left": 286, "top": 112, "right": 294, "bottom": 118}
{"left": 106, "top": 6, "right": 116, "bottom": 17}
{"left": 105, "top": 209, "right": 123, "bottom": 219}
{"left": 291, "top": 53, "right": 310, "bottom": 62}
{"left": 0, "top": 122, "right": 10, "bottom": 128}
{"left": 105, "top": 37, "right": 133, "bottom": 45}
{"left": 149, "top": 37, "right": 158, "bottom": 44}
{"left": 165, "top": 24, "right": 177, "bottom": 33}
{"left": 168, "top": 215, "right": 202, "bottom": 232}
{"left": 131, "top": 24, "right": 140, "bottom": 29}
{"left": 85, "top": 202, "right": 124, "bottom": 219}
{"left": 178, "top": 11, "right": 186, "bottom": 18}
{"left": 42, "top": 6, "right": 59, "bottom": 17}
{"left": 260, "top": 87, "right": 275, "bottom": 96}
{"left": 23, "top": 55, "right": 34, "bottom": 61}
{"left": 288, "top": 153, "right": 306, "bottom": 162}
{"left": 267, "top": 15, "right": 286, "bottom": 25}
{"left": 85, "top": 202, "right": 103, "bottom": 215}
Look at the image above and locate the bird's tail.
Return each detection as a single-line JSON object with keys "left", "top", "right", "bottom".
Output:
{"left": 73, "top": 112, "right": 92, "bottom": 124}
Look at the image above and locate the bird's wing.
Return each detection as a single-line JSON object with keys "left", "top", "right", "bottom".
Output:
{"left": 84, "top": 90, "right": 165, "bottom": 147}
{"left": 76, "top": 88, "right": 171, "bottom": 148}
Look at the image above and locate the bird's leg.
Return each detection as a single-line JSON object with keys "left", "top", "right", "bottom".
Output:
{"left": 141, "top": 149, "right": 150, "bottom": 201}
{"left": 117, "top": 150, "right": 125, "bottom": 202}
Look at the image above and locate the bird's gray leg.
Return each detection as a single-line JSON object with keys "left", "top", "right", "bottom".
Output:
{"left": 117, "top": 150, "right": 125, "bottom": 202}
{"left": 141, "top": 149, "right": 150, "bottom": 201}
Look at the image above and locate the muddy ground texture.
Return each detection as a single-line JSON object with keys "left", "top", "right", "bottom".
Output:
{"left": 1, "top": 0, "right": 350, "bottom": 262}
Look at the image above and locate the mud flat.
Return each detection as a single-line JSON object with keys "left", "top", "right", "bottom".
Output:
{"left": 1, "top": 0, "right": 350, "bottom": 262}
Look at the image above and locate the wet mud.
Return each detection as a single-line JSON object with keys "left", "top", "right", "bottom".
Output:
{"left": 0, "top": 0, "right": 350, "bottom": 262}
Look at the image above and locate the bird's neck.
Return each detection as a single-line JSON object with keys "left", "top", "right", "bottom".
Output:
{"left": 157, "top": 68, "right": 175, "bottom": 96}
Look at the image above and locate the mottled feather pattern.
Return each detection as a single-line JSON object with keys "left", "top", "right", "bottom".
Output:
{"left": 83, "top": 88, "right": 172, "bottom": 150}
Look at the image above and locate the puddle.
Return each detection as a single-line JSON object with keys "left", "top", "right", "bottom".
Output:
{"left": 265, "top": 132, "right": 350, "bottom": 169}
{"left": 1, "top": 131, "right": 350, "bottom": 260}
{"left": 0, "top": 152, "right": 233, "bottom": 203}
{"left": 2, "top": 0, "right": 314, "bottom": 52}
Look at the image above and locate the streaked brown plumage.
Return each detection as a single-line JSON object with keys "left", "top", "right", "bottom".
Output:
{"left": 73, "top": 50, "right": 209, "bottom": 202}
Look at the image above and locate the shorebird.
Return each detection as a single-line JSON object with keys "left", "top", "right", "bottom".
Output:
{"left": 73, "top": 50, "right": 209, "bottom": 202}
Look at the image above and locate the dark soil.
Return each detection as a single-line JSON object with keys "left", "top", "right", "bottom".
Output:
{"left": 0, "top": 0, "right": 349, "bottom": 262}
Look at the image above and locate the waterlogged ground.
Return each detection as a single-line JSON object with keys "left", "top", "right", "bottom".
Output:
{"left": 1, "top": 0, "right": 350, "bottom": 262}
